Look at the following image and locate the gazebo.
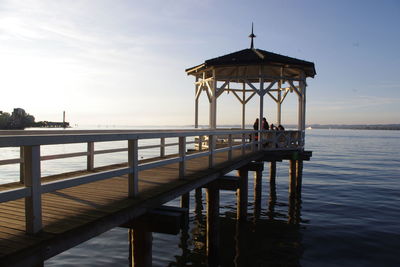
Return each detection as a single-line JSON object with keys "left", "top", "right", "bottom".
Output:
{"left": 186, "top": 27, "right": 316, "bottom": 147}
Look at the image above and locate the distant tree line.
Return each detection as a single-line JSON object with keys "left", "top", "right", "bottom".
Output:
{"left": 0, "top": 109, "right": 35, "bottom": 130}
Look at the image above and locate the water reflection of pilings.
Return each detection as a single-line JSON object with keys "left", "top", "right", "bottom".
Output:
{"left": 288, "top": 160, "right": 303, "bottom": 224}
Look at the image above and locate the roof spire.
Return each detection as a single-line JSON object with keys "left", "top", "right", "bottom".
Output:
{"left": 249, "top": 22, "right": 256, "bottom": 49}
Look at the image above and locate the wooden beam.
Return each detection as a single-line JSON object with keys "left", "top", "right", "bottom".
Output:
{"left": 215, "top": 175, "right": 238, "bottom": 191}
{"left": 121, "top": 206, "right": 188, "bottom": 235}
{"left": 236, "top": 167, "right": 248, "bottom": 221}
{"left": 129, "top": 228, "right": 152, "bottom": 267}
{"left": 23, "top": 145, "right": 42, "bottom": 234}
{"left": 128, "top": 139, "right": 139, "bottom": 198}
{"left": 244, "top": 91, "right": 256, "bottom": 104}
{"left": 206, "top": 181, "right": 220, "bottom": 266}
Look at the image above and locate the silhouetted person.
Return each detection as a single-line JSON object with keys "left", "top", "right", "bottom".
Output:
{"left": 277, "top": 124, "right": 285, "bottom": 131}
{"left": 270, "top": 124, "right": 277, "bottom": 130}
{"left": 262, "top": 117, "right": 269, "bottom": 130}
{"left": 253, "top": 118, "right": 259, "bottom": 141}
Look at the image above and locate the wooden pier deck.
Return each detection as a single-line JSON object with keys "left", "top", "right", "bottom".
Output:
{"left": 0, "top": 129, "right": 310, "bottom": 266}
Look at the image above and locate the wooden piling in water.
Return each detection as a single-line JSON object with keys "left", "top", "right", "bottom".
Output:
{"left": 237, "top": 167, "right": 248, "bottom": 221}
{"left": 181, "top": 193, "right": 190, "bottom": 209}
{"left": 206, "top": 181, "right": 220, "bottom": 266}
{"left": 129, "top": 228, "right": 152, "bottom": 267}
{"left": 296, "top": 160, "right": 303, "bottom": 198}
{"left": 269, "top": 161, "right": 276, "bottom": 188}
{"left": 289, "top": 159, "right": 296, "bottom": 199}
{"left": 253, "top": 169, "right": 262, "bottom": 219}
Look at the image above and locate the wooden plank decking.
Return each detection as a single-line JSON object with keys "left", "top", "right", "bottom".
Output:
{"left": 0, "top": 147, "right": 263, "bottom": 266}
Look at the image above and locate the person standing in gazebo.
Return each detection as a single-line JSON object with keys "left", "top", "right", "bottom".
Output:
{"left": 253, "top": 118, "right": 259, "bottom": 141}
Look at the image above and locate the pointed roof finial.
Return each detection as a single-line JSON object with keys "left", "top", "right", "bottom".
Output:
{"left": 249, "top": 22, "right": 256, "bottom": 49}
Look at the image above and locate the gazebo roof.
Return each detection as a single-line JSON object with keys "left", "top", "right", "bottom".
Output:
{"left": 186, "top": 48, "right": 316, "bottom": 78}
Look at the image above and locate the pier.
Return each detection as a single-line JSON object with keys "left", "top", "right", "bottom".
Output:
{"left": 0, "top": 129, "right": 310, "bottom": 266}
{"left": 0, "top": 31, "right": 315, "bottom": 266}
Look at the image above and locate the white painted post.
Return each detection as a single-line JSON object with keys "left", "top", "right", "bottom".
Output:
{"left": 251, "top": 133, "right": 256, "bottom": 152}
{"left": 160, "top": 137, "right": 165, "bottom": 157}
{"left": 198, "top": 135, "right": 203, "bottom": 151}
{"left": 128, "top": 139, "right": 139, "bottom": 197}
{"left": 300, "top": 72, "right": 307, "bottom": 147}
{"left": 228, "top": 134, "right": 233, "bottom": 161}
{"left": 241, "top": 133, "right": 245, "bottom": 156}
{"left": 259, "top": 76, "right": 264, "bottom": 150}
{"left": 210, "top": 70, "right": 217, "bottom": 129}
{"left": 208, "top": 134, "right": 214, "bottom": 167}
{"left": 242, "top": 82, "right": 246, "bottom": 129}
{"left": 87, "top": 142, "right": 94, "bottom": 171}
{"left": 23, "top": 145, "right": 42, "bottom": 234}
{"left": 195, "top": 77, "right": 199, "bottom": 129}
{"left": 179, "top": 136, "right": 186, "bottom": 179}
{"left": 277, "top": 80, "right": 282, "bottom": 126}
{"left": 19, "top": 146, "right": 24, "bottom": 184}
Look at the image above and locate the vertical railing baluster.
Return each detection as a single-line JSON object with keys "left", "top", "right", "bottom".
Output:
{"left": 208, "top": 134, "right": 214, "bottom": 167}
{"left": 251, "top": 133, "right": 256, "bottom": 152}
{"left": 87, "top": 142, "right": 94, "bottom": 171}
{"left": 160, "top": 137, "right": 165, "bottom": 157}
{"left": 198, "top": 135, "right": 203, "bottom": 151}
{"left": 258, "top": 130, "right": 263, "bottom": 151}
{"left": 228, "top": 134, "right": 233, "bottom": 161}
{"left": 128, "top": 139, "right": 139, "bottom": 197}
{"left": 23, "top": 145, "right": 42, "bottom": 234}
{"left": 19, "top": 146, "right": 24, "bottom": 184}
{"left": 241, "top": 133, "right": 245, "bottom": 156}
{"left": 179, "top": 136, "right": 186, "bottom": 179}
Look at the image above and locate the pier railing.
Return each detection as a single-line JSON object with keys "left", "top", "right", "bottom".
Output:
{"left": 0, "top": 129, "right": 303, "bottom": 234}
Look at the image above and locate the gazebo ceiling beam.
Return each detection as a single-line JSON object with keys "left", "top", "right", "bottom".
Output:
{"left": 281, "top": 89, "right": 290, "bottom": 104}
{"left": 215, "top": 75, "right": 305, "bottom": 82}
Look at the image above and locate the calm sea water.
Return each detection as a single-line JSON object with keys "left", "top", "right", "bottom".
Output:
{"left": 1, "top": 129, "right": 399, "bottom": 266}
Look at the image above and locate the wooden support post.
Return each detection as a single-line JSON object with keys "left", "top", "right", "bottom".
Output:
{"left": 87, "top": 142, "right": 94, "bottom": 171}
{"left": 195, "top": 188, "right": 203, "bottom": 222}
{"left": 296, "top": 160, "right": 303, "bottom": 198}
{"left": 228, "top": 134, "right": 233, "bottom": 161}
{"left": 253, "top": 169, "right": 262, "bottom": 219}
{"left": 195, "top": 98, "right": 199, "bottom": 129}
{"left": 160, "top": 137, "right": 165, "bottom": 157}
{"left": 242, "top": 82, "right": 246, "bottom": 129}
{"left": 288, "top": 159, "right": 296, "bottom": 223}
{"left": 179, "top": 136, "right": 186, "bottom": 179}
{"left": 206, "top": 181, "right": 220, "bottom": 266}
{"left": 129, "top": 228, "right": 152, "bottom": 267}
{"left": 251, "top": 133, "right": 256, "bottom": 152}
{"left": 198, "top": 135, "right": 203, "bottom": 151}
{"left": 128, "top": 139, "right": 139, "bottom": 198}
{"left": 270, "top": 161, "right": 276, "bottom": 188}
{"left": 181, "top": 193, "right": 190, "bottom": 209}
{"left": 289, "top": 159, "right": 296, "bottom": 200}
{"left": 19, "top": 146, "right": 24, "bottom": 184}
{"left": 268, "top": 161, "right": 277, "bottom": 220}
{"left": 236, "top": 167, "right": 248, "bottom": 221}
{"left": 241, "top": 133, "right": 245, "bottom": 156}
{"left": 208, "top": 135, "right": 214, "bottom": 168}
{"left": 23, "top": 145, "right": 42, "bottom": 234}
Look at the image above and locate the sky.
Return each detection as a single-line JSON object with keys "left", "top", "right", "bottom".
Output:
{"left": 0, "top": 0, "right": 399, "bottom": 126}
